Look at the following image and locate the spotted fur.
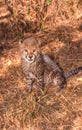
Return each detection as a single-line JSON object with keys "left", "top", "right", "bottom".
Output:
{"left": 19, "top": 37, "right": 82, "bottom": 92}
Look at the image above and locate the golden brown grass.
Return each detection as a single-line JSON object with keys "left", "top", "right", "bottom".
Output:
{"left": 0, "top": 0, "right": 82, "bottom": 130}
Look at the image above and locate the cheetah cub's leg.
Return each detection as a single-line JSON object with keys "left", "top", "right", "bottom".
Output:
{"left": 26, "top": 74, "right": 34, "bottom": 92}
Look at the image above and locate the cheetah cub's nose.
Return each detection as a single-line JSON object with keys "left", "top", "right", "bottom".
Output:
{"left": 27, "top": 55, "right": 35, "bottom": 62}
{"left": 29, "top": 55, "right": 33, "bottom": 59}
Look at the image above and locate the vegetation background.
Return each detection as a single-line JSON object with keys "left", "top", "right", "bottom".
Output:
{"left": 0, "top": 0, "right": 82, "bottom": 130}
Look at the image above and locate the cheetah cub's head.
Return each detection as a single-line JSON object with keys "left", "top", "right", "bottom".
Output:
{"left": 19, "top": 37, "right": 41, "bottom": 63}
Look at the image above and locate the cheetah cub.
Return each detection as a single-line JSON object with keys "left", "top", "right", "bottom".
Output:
{"left": 19, "top": 37, "right": 82, "bottom": 93}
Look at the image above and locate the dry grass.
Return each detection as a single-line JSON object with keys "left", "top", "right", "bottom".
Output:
{"left": 0, "top": 40, "right": 82, "bottom": 130}
{"left": 0, "top": 0, "right": 82, "bottom": 130}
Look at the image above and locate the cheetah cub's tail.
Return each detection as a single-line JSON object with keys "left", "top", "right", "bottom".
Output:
{"left": 64, "top": 67, "right": 82, "bottom": 79}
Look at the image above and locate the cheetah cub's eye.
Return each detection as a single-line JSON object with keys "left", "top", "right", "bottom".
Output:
{"left": 33, "top": 49, "right": 36, "bottom": 52}
{"left": 25, "top": 49, "right": 28, "bottom": 52}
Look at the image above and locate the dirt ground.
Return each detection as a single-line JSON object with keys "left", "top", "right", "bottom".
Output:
{"left": 0, "top": 0, "right": 82, "bottom": 130}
